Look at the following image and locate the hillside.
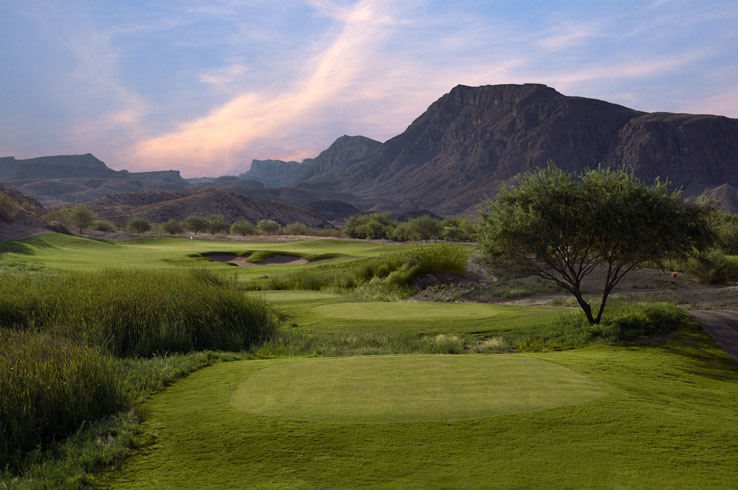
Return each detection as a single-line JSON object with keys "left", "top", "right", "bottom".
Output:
{"left": 0, "top": 184, "right": 49, "bottom": 240}
{"left": 86, "top": 189, "right": 332, "bottom": 228}
{"left": 278, "top": 84, "right": 738, "bottom": 215}
{"left": 239, "top": 135, "right": 382, "bottom": 187}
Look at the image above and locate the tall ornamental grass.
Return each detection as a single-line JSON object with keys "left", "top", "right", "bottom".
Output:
{"left": 265, "top": 244, "right": 469, "bottom": 292}
{"left": 0, "top": 329, "right": 125, "bottom": 468}
{"left": 0, "top": 268, "right": 277, "bottom": 357}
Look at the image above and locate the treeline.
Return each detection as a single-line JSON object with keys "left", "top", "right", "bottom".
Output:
{"left": 344, "top": 213, "right": 477, "bottom": 242}
{"left": 41, "top": 204, "right": 339, "bottom": 237}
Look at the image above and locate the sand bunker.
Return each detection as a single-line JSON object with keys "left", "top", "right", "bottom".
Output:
{"left": 201, "top": 252, "right": 309, "bottom": 267}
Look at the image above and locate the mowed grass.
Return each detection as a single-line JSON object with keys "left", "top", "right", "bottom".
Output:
{"left": 0, "top": 233, "right": 395, "bottom": 279}
{"left": 100, "top": 325, "right": 738, "bottom": 490}
{"left": 267, "top": 293, "right": 565, "bottom": 336}
{"left": 232, "top": 355, "right": 603, "bottom": 423}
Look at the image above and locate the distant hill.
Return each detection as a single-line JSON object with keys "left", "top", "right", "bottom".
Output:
{"left": 86, "top": 189, "right": 332, "bottom": 228}
{"left": 239, "top": 135, "right": 382, "bottom": 187}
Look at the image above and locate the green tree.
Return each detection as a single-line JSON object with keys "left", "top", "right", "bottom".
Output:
{"left": 184, "top": 215, "right": 208, "bottom": 235}
{"left": 256, "top": 219, "right": 281, "bottom": 235}
{"left": 283, "top": 222, "right": 309, "bottom": 235}
{"left": 230, "top": 219, "right": 255, "bottom": 236}
{"left": 68, "top": 204, "right": 96, "bottom": 233}
{"left": 162, "top": 218, "right": 184, "bottom": 235}
{"left": 478, "top": 165, "right": 713, "bottom": 324}
{"left": 344, "top": 213, "right": 396, "bottom": 239}
{"left": 0, "top": 192, "right": 18, "bottom": 222}
{"left": 207, "top": 214, "right": 228, "bottom": 235}
{"left": 442, "top": 216, "right": 477, "bottom": 242}
{"left": 127, "top": 218, "right": 151, "bottom": 234}
{"left": 406, "top": 215, "right": 444, "bottom": 242}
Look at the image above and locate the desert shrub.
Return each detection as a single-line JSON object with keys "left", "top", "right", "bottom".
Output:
{"left": 126, "top": 218, "right": 151, "bottom": 234}
{"left": 257, "top": 219, "right": 281, "bottom": 235}
{"left": 0, "top": 329, "right": 125, "bottom": 468}
{"left": 0, "top": 268, "right": 278, "bottom": 357}
{"left": 512, "top": 303, "right": 691, "bottom": 352}
{"left": 184, "top": 215, "right": 208, "bottom": 234}
{"left": 162, "top": 218, "right": 184, "bottom": 235}
{"left": 20, "top": 202, "right": 36, "bottom": 213}
{"left": 92, "top": 220, "right": 117, "bottom": 232}
{"left": 712, "top": 211, "right": 738, "bottom": 255}
{"left": 0, "top": 192, "right": 19, "bottom": 221}
{"left": 265, "top": 244, "right": 469, "bottom": 295}
{"left": 230, "top": 219, "right": 255, "bottom": 236}
{"left": 442, "top": 216, "right": 477, "bottom": 242}
{"left": 683, "top": 248, "right": 738, "bottom": 284}
{"left": 344, "top": 213, "right": 397, "bottom": 239}
{"left": 207, "top": 214, "right": 228, "bottom": 235}
{"left": 68, "top": 204, "right": 96, "bottom": 233}
{"left": 282, "top": 222, "right": 309, "bottom": 235}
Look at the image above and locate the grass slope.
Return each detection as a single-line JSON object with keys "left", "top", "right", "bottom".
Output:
{"left": 100, "top": 326, "right": 738, "bottom": 490}
{"left": 0, "top": 234, "right": 392, "bottom": 278}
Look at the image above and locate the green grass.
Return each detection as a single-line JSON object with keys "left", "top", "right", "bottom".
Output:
{"left": 0, "top": 268, "right": 277, "bottom": 357}
{"left": 0, "top": 234, "right": 397, "bottom": 279}
{"left": 98, "top": 325, "right": 738, "bottom": 490}
{"left": 232, "top": 355, "right": 603, "bottom": 423}
{"left": 0, "top": 329, "right": 125, "bottom": 469}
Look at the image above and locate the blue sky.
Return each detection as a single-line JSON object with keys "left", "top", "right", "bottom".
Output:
{"left": 1, "top": 0, "right": 736, "bottom": 177}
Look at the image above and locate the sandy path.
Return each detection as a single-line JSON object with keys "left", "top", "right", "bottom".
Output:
{"left": 690, "top": 310, "right": 738, "bottom": 363}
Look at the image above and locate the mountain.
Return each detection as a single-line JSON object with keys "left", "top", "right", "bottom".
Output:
{"left": 86, "top": 189, "right": 332, "bottom": 228}
{"left": 239, "top": 159, "right": 300, "bottom": 187}
{"left": 0, "top": 154, "right": 190, "bottom": 204}
{"left": 238, "top": 135, "right": 382, "bottom": 187}
{"left": 283, "top": 84, "right": 738, "bottom": 215}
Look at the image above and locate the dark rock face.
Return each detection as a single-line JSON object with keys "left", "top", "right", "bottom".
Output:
{"left": 239, "top": 160, "right": 300, "bottom": 187}
{"left": 126, "top": 170, "right": 186, "bottom": 184}
{"left": 301, "top": 200, "right": 361, "bottom": 221}
{"left": 238, "top": 135, "right": 382, "bottom": 188}
{"left": 294, "top": 84, "right": 737, "bottom": 215}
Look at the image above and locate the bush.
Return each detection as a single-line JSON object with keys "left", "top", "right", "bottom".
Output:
{"left": 162, "top": 218, "right": 184, "bottom": 235}
{"left": 126, "top": 218, "right": 151, "bottom": 234}
{"left": 442, "top": 217, "right": 477, "bottom": 242}
{"left": 257, "top": 219, "right": 281, "bottom": 235}
{"left": 207, "top": 214, "right": 228, "bottom": 235}
{"left": 264, "top": 244, "right": 470, "bottom": 295}
{"left": 282, "top": 222, "right": 309, "bottom": 235}
{"left": 0, "top": 329, "right": 125, "bottom": 468}
{"left": 0, "top": 269, "right": 278, "bottom": 357}
{"left": 230, "top": 219, "right": 255, "bottom": 236}
{"left": 92, "top": 220, "right": 117, "bottom": 232}
{"left": 184, "top": 215, "right": 208, "bottom": 234}
{"left": 344, "top": 213, "right": 397, "bottom": 239}
{"left": 0, "top": 193, "right": 19, "bottom": 222}
{"left": 683, "top": 249, "right": 738, "bottom": 284}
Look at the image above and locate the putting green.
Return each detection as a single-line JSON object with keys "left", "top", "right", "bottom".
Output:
{"left": 231, "top": 355, "right": 603, "bottom": 423}
{"left": 311, "top": 301, "right": 516, "bottom": 321}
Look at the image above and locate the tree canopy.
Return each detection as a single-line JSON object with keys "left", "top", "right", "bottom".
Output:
{"left": 478, "top": 165, "right": 713, "bottom": 324}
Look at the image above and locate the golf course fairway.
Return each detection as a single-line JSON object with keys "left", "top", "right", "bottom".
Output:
{"left": 231, "top": 355, "right": 603, "bottom": 423}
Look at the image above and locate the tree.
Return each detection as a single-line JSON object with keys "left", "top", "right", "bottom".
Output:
{"left": 283, "top": 222, "right": 309, "bottom": 235}
{"left": 127, "top": 218, "right": 151, "bottom": 234}
{"left": 406, "top": 215, "right": 444, "bottom": 242}
{"left": 92, "top": 220, "right": 117, "bottom": 232}
{"left": 162, "top": 218, "right": 184, "bottom": 235}
{"left": 256, "top": 219, "right": 281, "bottom": 235}
{"left": 478, "top": 165, "right": 713, "bottom": 324}
{"left": 230, "top": 219, "right": 255, "bottom": 236}
{"left": 184, "top": 215, "right": 208, "bottom": 235}
{"left": 344, "top": 213, "right": 396, "bottom": 239}
{"left": 442, "top": 216, "right": 477, "bottom": 242}
{"left": 68, "top": 204, "right": 95, "bottom": 233}
{"left": 207, "top": 214, "right": 228, "bottom": 235}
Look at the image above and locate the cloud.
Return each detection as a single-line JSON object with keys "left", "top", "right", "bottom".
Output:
{"left": 131, "top": 0, "right": 410, "bottom": 174}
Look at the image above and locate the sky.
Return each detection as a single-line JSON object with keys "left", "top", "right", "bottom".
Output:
{"left": 1, "top": 0, "right": 737, "bottom": 178}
